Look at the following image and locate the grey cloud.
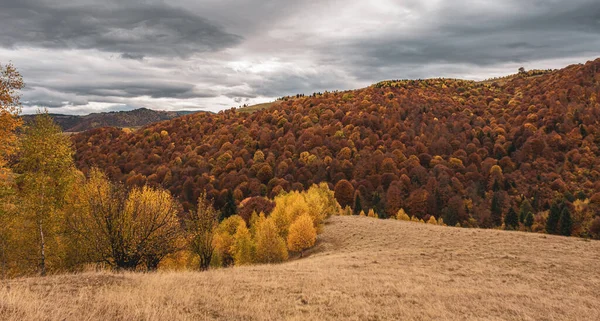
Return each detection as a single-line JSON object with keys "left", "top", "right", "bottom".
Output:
{"left": 0, "top": 0, "right": 242, "bottom": 57}
{"left": 328, "top": 0, "right": 600, "bottom": 80}
{"left": 121, "top": 53, "right": 145, "bottom": 61}
{"left": 4, "top": 0, "right": 600, "bottom": 115}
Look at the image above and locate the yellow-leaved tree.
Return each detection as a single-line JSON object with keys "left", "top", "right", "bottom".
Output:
{"left": 255, "top": 216, "right": 288, "bottom": 263}
{"left": 232, "top": 220, "right": 254, "bottom": 265}
{"left": 0, "top": 63, "right": 23, "bottom": 170}
{"left": 212, "top": 215, "right": 244, "bottom": 267}
{"left": 16, "top": 112, "right": 75, "bottom": 276}
{"left": 187, "top": 193, "right": 219, "bottom": 271}
{"left": 68, "top": 169, "right": 182, "bottom": 271}
{"left": 0, "top": 63, "right": 23, "bottom": 277}
{"left": 287, "top": 214, "right": 316, "bottom": 257}
{"left": 396, "top": 209, "right": 410, "bottom": 221}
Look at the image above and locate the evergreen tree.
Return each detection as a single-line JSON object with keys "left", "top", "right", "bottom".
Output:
{"left": 353, "top": 193, "right": 362, "bottom": 215}
{"left": 519, "top": 199, "right": 533, "bottom": 223}
{"left": 490, "top": 192, "right": 503, "bottom": 227}
{"left": 504, "top": 208, "right": 519, "bottom": 230}
{"left": 524, "top": 211, "right": 534, "bottom": 229}
{"left": 221, "top": 189, "right": 237, "bottom": 220}
{"left": 546, "top": 201, "right": 561, "bottom": 234}
{"left": 559, "top": 207, "right": 572, "bottom": 236}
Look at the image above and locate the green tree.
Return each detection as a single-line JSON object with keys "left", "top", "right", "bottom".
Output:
{"left": 504, "top": 208, "right": 519, "bottom": 230}
{"left": 221, "top": 189, "right": 237, "bottom": 220}
{"left": 546, "top": 201, "right": 561, "bottom": 234}
{"left": 559, "top": 207, "right": 572, "bottom": 236}
{"left": 524, "top": 211, "right": 534, "bottom": 229}
{"left": 490, "top": 192, "right": 503, "bottom": 227}
{"left": 16, "top": 112, "right": 74, "bottom": 276}
{"left": 519, "top": 199, "right": 533, "bottom": 223}
{"left": 353, "top": 192, "right": 362, "bottom": 215}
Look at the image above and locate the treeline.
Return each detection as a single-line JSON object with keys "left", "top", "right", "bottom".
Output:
{"left": 73, "top": 58, "right": 600, "bottom": 239}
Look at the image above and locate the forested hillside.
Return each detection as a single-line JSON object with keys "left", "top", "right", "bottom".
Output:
{"left": 72, "top": 59, "right": 600, "bottom": 237}
{"left": 22, "top": 108, "right": 201, "bottom": 132}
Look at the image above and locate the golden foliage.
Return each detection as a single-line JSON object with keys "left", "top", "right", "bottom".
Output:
{"left": 396, "top": 209, "right": 410, "bottom": 221}
{"left": 255, "top": 217, "right": 288, "bottom": 264}
{"left": 287, "top": 214, "right": 317, "bottom": 255}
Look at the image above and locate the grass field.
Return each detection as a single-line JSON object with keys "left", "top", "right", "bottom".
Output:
{"left": 1, "top": 215, "right": 599, "bottom": 320}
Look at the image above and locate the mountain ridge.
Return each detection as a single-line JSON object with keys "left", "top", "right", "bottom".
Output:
{"left": 21, "top": 107, "right": 206, "bottom": 132}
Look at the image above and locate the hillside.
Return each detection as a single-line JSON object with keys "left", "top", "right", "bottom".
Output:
{"left": 22, "top": 108, "right": 203, "bottom": 132}
{"left": 2, "top": 215, "right": 599, "bottom": 320}
{"left": 71, "top": 58, "right": 600, "bottom": 236}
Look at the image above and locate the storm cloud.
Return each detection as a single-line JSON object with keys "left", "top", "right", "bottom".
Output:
{"left": 1, "top": 0, "right": 599, "bottom": 114}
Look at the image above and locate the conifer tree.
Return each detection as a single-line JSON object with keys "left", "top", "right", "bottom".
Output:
{"left": 490, "top": 192, "right": 503, "bottom": 227}
{"left": 519, "top": 199, "right": 533, "bottom": 223}
{"left": 427, "top": 216, "right": 437, "bottom": 225}
{"left": 504, "top": 208, "right": 519, "bottom": 230}
{"left": 559, "top": 207, "right": 572, "bottom": 236}
{"left": 524, "top": 211, "right": 534, "bottom": 229}
{"left": 353, "top": 193, "right": 362, "bottom": 215}
{"left": 546, "top": 201, "right": 561, "bottom": 234}
{"left": 221, "top": 189, "right": 237, "bottom": 220}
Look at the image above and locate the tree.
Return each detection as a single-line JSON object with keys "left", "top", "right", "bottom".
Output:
{"left": 212, "top": 215, "right": 244, "bottom": 267}
{"left": 396, "top": 208, "right": 410, "bottom": 221}
{"left": 69, "top": 169, "right": 182, "bottom": 271}
{"left": 16, "top": 113, "right": 74, "bottom": 276}
{"left": 126, "top": 186, "right": 182, "bottom": 270}
{"left": 0, "top": 63, "right": 24, "bottom": 169}
{"left": 255, "top": 217, "right": 288, "bottom": 263}
{"left": 221, "top": 189, "right": 237, "bottom": 220}
{"left": 559, "top": 207, "right": 572, "bottom": 236}
{"left": 427, "top": 216, "right": 437, "bottom": 225}
{"left": 187, "top": 193, "right": 219, "bottom": 270}
{"left": 353, "top": 192, "right": 362, "bottom": 215}
{"left": 546, "top": 201, "right": 561, "bottom": 234}
{"left": 232, "top": 220, "right": 254, "bottom": 265}
{"left": 519, "top": 199, "right": 533, "bottom": 223}
{"left": 490, "top": 192, "right": 503, "bottom": 227}
{"left": 504, "top": 208, "right": 519, "bottom": 230}
{"left": 334, "top": 179, "right": 354, "bottom": 208}
{"left": 524, "top": 211, "right": 534, "bottom": 229}
{"left": 287, "top": 214, "right": 317, "bottom": 257}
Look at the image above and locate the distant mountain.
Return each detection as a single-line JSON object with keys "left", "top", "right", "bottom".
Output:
{"left": 21, "top": 108, "right": 204, "bottom": 132}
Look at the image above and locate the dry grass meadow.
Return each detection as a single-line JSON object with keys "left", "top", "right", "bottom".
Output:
{"left": 1, "top": 215, "right": 599, "bottom": 320}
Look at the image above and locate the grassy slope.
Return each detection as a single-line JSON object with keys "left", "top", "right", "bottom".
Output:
{"left": 1, "top": 216, "right": 599, "bottom": 320}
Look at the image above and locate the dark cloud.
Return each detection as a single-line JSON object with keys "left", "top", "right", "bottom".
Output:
{"left": 0, "top": 0, "right": 242, "bottom": 57}
{"left": 2, "top": 0, "right": 600, "bottom": 114}
{"left": 331, "top": 0, "right": 600, "bottom": 79}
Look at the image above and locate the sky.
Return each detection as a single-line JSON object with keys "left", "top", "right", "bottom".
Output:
{"left": 1, "top": 0, "right": 600, "bottom": 115}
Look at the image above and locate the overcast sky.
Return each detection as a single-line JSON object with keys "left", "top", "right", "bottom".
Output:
{"left": 2, "top": 0, "right": 599, "bottom": 115}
